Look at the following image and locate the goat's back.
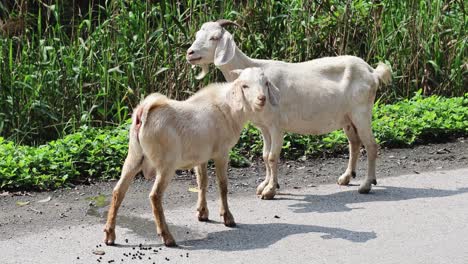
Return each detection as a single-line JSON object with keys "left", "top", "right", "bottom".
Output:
{"left": 137, "top": 85, "right": 238, "bottom": 169}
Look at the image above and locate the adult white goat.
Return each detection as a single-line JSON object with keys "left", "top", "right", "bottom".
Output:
{"left": 103, "top": 68, "right": 280, "bottom": 247}
{"left": 186, "top": 19, "right": 392, "bottom": 199}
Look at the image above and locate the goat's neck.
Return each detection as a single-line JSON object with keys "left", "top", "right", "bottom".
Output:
{"left": 218, "top": 47, "right": 263, "bottom": 82}
{"left": 216, "top": 101, "right": 247, "bottom": 137}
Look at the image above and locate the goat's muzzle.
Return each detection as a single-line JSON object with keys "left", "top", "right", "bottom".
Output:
{"left": 256, "top": 95, "right": 266, "bottom": 108}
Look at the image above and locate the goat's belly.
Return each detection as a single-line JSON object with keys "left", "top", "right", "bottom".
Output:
{"left": 282, "top": 115, "right": 347, "bottom": 135}
{"left": 178, "top": 163, "right": 199, "bottom": 170}
{"left": 177, "top": 153, "right": 211, "bottom": 170}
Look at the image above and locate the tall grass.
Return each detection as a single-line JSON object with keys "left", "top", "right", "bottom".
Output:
{"left": 0, "top": 0, "right": 466, "bottom": 145}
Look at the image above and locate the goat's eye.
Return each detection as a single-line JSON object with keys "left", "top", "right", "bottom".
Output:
{"left": 242, "top": 84, "right": 249, "bottom": 89}
{"left": 209, "top": 36, "right": 220, "bottom": 41}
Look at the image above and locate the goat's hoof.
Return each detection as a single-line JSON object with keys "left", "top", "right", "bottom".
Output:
{"left": 197, "top": 208, "right": 209, "bottom": 222}
{"left": 372, "top": 179, "right": 377, "bottom": 185}
{"left": 337, "top": 175, "right": 351, "bottom": 185}
{"left": 256, "top": 181, "right": 268, "bottom": 195}
{"left": 103, "top": 226, "right": 116, "bottom": 246}
{"left": 260, "top": 187, "right": 276, "bottom": 200}
{"left": 222, "top": 212, "right": 236, "bottom": 227}
{"left": 104, "top": 236, "right": 115, "bottom": 246}
{"left": 160, "top": 232, "right": 177, "bottom": 247}
{"left": 104, "top": 240, "right": 115, "bottom": 246}
{"left": 358, "top": 184, "right": 372, "bottom": 194}
{"left": 352, "top": 171, "right": 357, "bottom": 178}
{"left": 164, "top": 239, "right": 177, "bottom": 247}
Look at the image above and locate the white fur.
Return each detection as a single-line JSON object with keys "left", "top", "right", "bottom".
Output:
{"left": 187, "top": 21, "right": 392, "bottom": 198}
{"left": 103, "top": 68, "right": 280, "bottom": 246}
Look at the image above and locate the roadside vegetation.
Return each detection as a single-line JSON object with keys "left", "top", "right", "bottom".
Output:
{"left": 1, "top": 0, "right": 466, "bottom": 144}
{"left": 0, "top": 1, "right": 466, "bottom": 190}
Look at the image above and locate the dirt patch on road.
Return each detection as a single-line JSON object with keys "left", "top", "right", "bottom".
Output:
{"left": 0, "top": 138, "right": 466, "bottom": 239}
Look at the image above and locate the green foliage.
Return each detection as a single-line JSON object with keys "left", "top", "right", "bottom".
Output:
{"left": 373, "top": 91, "right": 468, "bottom": 146}
{"left": 0, "top": 0, "right": 466, "bottom": 144}
{"left": 0, "top": 125, "right": 129, "bottom": 190}
{"left": 1, "top": 93, "right": 466, "bottom": 191}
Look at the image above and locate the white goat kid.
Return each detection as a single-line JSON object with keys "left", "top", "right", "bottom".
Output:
{"left": 103, "top": 67, "right": 280, "bottom": 247}
{"left": 186, "top": 19, "right": 392, "bottom": 199}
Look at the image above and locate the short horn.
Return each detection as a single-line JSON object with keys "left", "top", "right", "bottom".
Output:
{"left": 216, "top": 19, "right": 240, "bottom": 28}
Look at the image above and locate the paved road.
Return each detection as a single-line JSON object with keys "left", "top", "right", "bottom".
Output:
{"left": 1, "top": 168, "right": 468, "bottom": 264}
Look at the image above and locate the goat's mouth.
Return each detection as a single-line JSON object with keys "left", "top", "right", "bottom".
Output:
{"left": 187, "top": 56, "right": 202, "bottom": 64}
{"left": 255, "top": 101, "right": 266, "bottom": 110}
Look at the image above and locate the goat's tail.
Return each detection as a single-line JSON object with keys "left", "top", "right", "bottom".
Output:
{"left": 132, "top": 93, "right": 168, "bottom": 142}
{"left": 374, "top": 62, "right": 392, "bottom": 86}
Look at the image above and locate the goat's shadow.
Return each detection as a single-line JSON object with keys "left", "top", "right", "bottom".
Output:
{"left": 284, "top": 184, "right": 468, "bottom": 214}
{"left": 98, "top": 212, "right": 376, "bottom": 251}
{"left": 180, "top": 222, "right": 376, "bottom": 251}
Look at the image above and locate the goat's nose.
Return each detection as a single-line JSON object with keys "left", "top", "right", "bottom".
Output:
{"left": 258, "top": 95, "right": 266, "bottom": 102}
{"left": 187, "top": 49, "right": 194, "bottom": 55}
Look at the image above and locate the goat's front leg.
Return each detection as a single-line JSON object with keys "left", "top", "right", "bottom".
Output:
{"left": 194, "top": 163, "right": 209, "bottom": 221}
{"left": 104, "top": 150, "right": 142, "bottom": 245}
{"left": 214, "top": 155, "right": 236, "bottom": 227}
{"left": 256, "top": 127, "right": 272, "bottom": 195}
{"left": 149, "top": 168, "right": 176, "bottom": 247}
{"left": 261, "top": 128, "right": 284, "bottom": 200}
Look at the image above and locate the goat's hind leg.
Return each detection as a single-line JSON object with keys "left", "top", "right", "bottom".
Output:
{"left": 104, "top": 149, "right": 142, "bottom": 245}
{"left": 149, "top": 167, "right": 177, "bottom": 247}
{"left": 351, "top": 111, "right": 378, "bottom": 194}
{"left": 338, "top": 123, "right": 361, "bottom": 185}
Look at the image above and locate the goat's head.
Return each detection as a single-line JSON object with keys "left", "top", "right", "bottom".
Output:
{"left": 228, "top": 67, "right": 280, "bottom": 113}
{"left": 187, "top": 20, "right": 239, "bottom": 77}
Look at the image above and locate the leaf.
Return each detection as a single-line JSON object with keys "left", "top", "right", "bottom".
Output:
{"left": 16, "top": 201, "right": 30, "bottom": 206}
{"left": 107, "top": 66, "right": 124, "bottom": 74}
{"left": 188, "top": 187, "right": 199, "bottom": 193}
{"left": 86, "top": 194, "right": 108, "bottom": 207}
{"left": 156, "top": 67, "right": 169, "bottom": 75}
{"left": 92, "top": 250, "right": 105, "bottom": 255}
{"left": 37, "top": 196, "right": 52, "bottom": 203}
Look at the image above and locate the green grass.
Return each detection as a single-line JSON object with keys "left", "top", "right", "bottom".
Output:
{"left": 1, "top": 93, "right": 466, "bottom": 191}
{"left": 0, "top": 0, "right": 466, "bottom": 145}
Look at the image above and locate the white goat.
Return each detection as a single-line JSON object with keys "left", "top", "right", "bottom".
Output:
{"left": 186, "top": 19, "right": 392, "bottom": 199}
{"left": 103, "top": 68, "right": 280, "bottom": 247}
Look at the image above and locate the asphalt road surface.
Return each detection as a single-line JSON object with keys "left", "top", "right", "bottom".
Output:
{"left": 1, "top": 168, "right": 468, "bottom": 264}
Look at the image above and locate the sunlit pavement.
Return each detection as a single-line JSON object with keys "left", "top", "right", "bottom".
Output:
{"left": 1, "top": 168, "right": 468, "bottom": 264}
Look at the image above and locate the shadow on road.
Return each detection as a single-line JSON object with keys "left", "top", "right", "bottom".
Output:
{"left": 97, "top": 180, "right": 468, "bottom": 251}
{"left": 285, "top": 185, "right": 468, "bottom": 213}
{"left": 181, "top": 223, "right": 376, "bottom": 251}
{"left": 99, "top": 209, "right": 377, "bottom": 250}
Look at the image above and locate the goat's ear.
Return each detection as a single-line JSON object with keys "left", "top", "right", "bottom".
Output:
{"left": 227, "top": 82, "right": 244, "bottom": 112}
{"left": 214, "top": 32, "right": 236, "bottom": 66}
{"left": 267, "top": 81, "right": 280, "bottom": 106}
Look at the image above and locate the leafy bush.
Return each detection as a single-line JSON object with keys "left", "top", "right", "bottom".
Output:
{"left": 1, "top": 93, "right": 466, "bottom": 191}
{"left": 0, "top": 125, "right": 129, "bottom": 190}
{"left": 1, "top": 0, "right": 466, "bottom": 144}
